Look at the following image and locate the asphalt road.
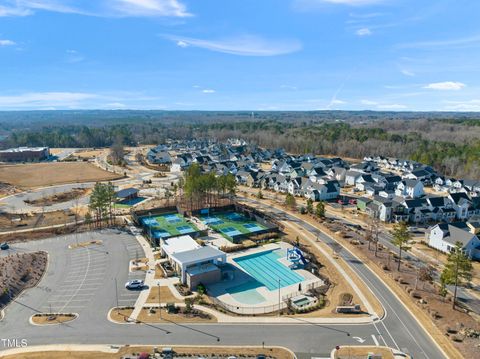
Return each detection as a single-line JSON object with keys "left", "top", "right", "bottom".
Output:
{"left": 241, "top": 197, "right": 447, "bottom": 359}
{"left": 0, "top": 183, "right": 93, "bottom": 214}
{"left": 0, "top": 215, "right": 448, "bottom": 358}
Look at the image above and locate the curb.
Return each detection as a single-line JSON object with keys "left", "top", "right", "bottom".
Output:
{"left": 0, "top": 251, "right": 49, "bottom": 321}
{"left": 29, "top": 313, "right": 79, "bottom": 326}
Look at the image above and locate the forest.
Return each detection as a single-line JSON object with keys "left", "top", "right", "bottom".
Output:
{"left": 0, "top": 110, "right": 479, "bottom": 179}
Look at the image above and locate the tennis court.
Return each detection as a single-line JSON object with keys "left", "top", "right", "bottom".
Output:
{"left": 199, "top": 211, "right": 268, "bottom": 241}
{"left": 140, "top": 212, "right": 199, "bottom": 239}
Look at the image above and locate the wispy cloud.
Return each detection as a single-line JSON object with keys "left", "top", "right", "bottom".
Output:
{"left": 361, "top": 99, "right": 407, "bottom": 110}
{"left": 65, "top": 49, "right": 85, "bottom": 63}
{"left": 396, "top": 34, "right": 480, "bottom": 49}
{"left": 424, "top": 81, "right": 465, "bottom": 91}
{"left": 0, "top": 91, "right": 97, "bottom": 108}
{"left": 355, "top": 27, "right": 372, "bottom": 36}
{"left": 163, "top": 34, "right": 302, "bottom": 56}
{"left": 443, "top": 99, "right": 480, "bottom": 112}
{"left": 0, "top": 39, "right": 15, "bottom": 46}
{"left": 376, "top": 103, "right": 406, "bottom": 109}
{"left": 110, "top": 0, "right": 191, "bottom": 17}
{"left": 294, "top": 0, "right": 387, "bottom": 10}
{"left": 400, "top": 69, "right": 415, "bottom": 77}
{"left": 202, "top": 89, "right": 215, "bottom": 94}
{"left": 0, "top": 0, "right": 191, "bottom": 18}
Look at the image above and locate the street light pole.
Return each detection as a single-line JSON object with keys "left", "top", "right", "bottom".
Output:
{"left": 158, "top": 283, "right": 162, "bottom": 319}
{"left": 114, "top": 278, "right": 119, "bottom": 314}
{"left": 278, "top": 278, "right": 281, "bottom": 316}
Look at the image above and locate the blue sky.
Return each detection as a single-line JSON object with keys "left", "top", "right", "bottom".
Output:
{"left": 0, "top": 0, "right": 480, "bottom": 111}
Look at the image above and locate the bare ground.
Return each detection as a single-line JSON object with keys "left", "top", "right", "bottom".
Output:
{"left": 0, "top": 252, "right": 48, "bottom": 311}
{"left": 0, "top": 162, "right": 122, "bottom": 188}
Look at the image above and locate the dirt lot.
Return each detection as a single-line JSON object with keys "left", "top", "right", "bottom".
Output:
{"left": 146, "top": 286, "right": 182, "bottom": 304}
{"left": 0, "top": 182, "right": 17, "bottom": 199}
{"left": 0, "top": 210, "right": 77, "bottom": 233}
{"left": 73, "top": 149, "right": 105, "bottom": 159}
{"left": 0, "top": 162, "right": 121, "bottom": 188}
{"left": 24, "top": 188, "right": 89, "bottom": 207}
{"left": 0, "top": 345, "right": 292, "bottom": 359}
{"left": 0, "top": 252, "right": 48, "bottom": 310}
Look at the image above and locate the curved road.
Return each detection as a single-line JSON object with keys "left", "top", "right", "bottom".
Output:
{"left": 0, "top": 202, "right": 448, "bottom": 358}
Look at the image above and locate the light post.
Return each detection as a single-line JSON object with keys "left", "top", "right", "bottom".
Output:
{"left": 114, "top": 278, "right": 119, "bottom": 314}
{"left": 158, "top": 282, "right": 162, "bottom": 320}
{"left": 278, "top": 278, "right": 281, "bottom": 316}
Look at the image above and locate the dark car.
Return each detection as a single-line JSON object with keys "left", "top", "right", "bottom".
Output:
{"left": 0, "top": 242, "right": 9, "bottom": 250}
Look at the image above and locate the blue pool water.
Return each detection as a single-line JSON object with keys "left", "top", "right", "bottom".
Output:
{"left": 226, "top": 281, "right": 266, "bottom": 304}
{"left": 234, "top": 251, "right": 304, "bottom": 291}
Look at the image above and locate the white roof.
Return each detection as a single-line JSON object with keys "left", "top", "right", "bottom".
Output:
{"left": 162, "top": 235, "right": 200, "bottom": 257}
{"left": 0, "top": 147, "right": 48, "bottom": 153}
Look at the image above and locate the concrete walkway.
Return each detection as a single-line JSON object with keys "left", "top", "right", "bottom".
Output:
{"left": 124, "top": 218, "right": 157, "bottom": 321}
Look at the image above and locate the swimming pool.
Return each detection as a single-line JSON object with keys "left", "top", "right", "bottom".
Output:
{"left": 234, "top": 250, "right": 304, "bottom": 291}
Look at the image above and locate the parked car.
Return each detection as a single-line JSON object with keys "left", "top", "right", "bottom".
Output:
{"left": 125, "top": 279, "right": 144, "bottom": 290}
{"left": 0, "top": 242, "right": 9, "bottom": 250}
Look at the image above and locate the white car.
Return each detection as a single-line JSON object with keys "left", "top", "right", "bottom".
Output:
{"left": 125, "top": 279, "right": 144, "bottom": 290}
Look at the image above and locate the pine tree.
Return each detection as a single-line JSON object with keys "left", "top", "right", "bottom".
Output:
{"left": 441, "top": 242, "right": 473, "bottom": 309}
{"left": 391, "top": 221, "right": 411, "bottom": 271}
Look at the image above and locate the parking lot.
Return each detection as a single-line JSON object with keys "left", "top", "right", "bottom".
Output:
{"left": 0, "top": 229, "right": 145, "bottom": 324}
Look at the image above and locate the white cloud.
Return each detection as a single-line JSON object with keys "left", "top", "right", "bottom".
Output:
{"left": 360, "top": 99, "right": 378, "bottom": 105}
{"left": 0, "top": 4, "right": 32, "bottom": 16}
{"left": 400, "top": 69, "right": 415, "bottom": 77}
{"left": 0, "top": 0, "right": 191, "bottom": 18}
{"left": 397, "top": 34, "right": 480, "bottom": 49}
{"left": 65, "top": 49, "right": 85, "bottom": 63}
{"left": 355, "top": 27, "right": 372, "bottom": 36}
{"left": 104, "top": 102, "right": 127, "bottom": 109}
{"left": 202, "top": 89, "right": 215, "bottom": 94}
{"left": 376, "top": 103, "right": 407, "bottom": 109}
{"left": 443, "top": 99, "right": 480, "bottom": 112}
{"left": 164, "top": 34, "right": 302, "bottom": 56}
{"left": 424, "top": 81, "right": 465, "bottom": 91}
{"left": 331, "top": 99, "right": 346, "bottom": 105}
{"left": 0, "top": 39, "right": 15, "bottom": 46}
{"left": 361, "top": 100, "right": 407, "bottom": 110}
{"left": 294, "top": 0, "right": 387, "bottom": 9}
{"left": 0, "top": 92, "right": 97, "bottom": 108}
{"left": 111, "top": 0, "right": 191, "bottom": 17}
{"left": 176, "top": 40, "right": 188, "bottom": 48}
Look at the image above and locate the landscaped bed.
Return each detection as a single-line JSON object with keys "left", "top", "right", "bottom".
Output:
{"left": 0, "top": 252, "right": 48, "bottom": 313}
{"left": 31, "top": 313, "right": 77, "bottom": 325}
{"left": 109, "top": 305, "right": 216, "bottom": 323}
{"left": 0, "top": 345, "right": 293, "bottom": 359}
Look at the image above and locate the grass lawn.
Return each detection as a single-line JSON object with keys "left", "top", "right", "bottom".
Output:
{"left": 200, "top": 212, "right": 267, "bottom": 240}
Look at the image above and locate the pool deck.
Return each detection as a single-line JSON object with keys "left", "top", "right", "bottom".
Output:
{"left": 207, "top": 242, "right": 322, "bottom": 311}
